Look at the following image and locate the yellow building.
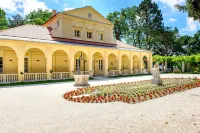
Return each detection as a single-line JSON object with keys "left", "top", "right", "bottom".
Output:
{"left": 0, "top": 6, "right": 152, "bottom": 83}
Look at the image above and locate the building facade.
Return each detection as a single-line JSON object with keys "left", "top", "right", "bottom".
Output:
{"left": 0, "top": 6, "right": 152, "bottom": 83}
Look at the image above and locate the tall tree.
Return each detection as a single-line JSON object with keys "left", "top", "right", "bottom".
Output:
{"left": 0, "top": 8, "right": 8, "bottom": 30}
{"left": 175, "top": 0, "right": 200, "bottom": 21}
{"left": 123, "top": 6, "right": 145, "bottom": 48}
{"left": 107, "top": 11, "right": 128, "bottom": 40}
{"left": 8, "top": 14, "right": 24, "bottom": 28}
{"left": 25, "top": 9, "right": 51, "bottom": 25}
{"left": 138, "top": 0, "right": 163, "bottom": 50}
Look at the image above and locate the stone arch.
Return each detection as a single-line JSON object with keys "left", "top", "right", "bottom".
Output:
{"left": 52, "top": 50, "right": 69, "bottom": 72}
{"left": 121, "top": 54, "right": 129, "bottom": 70}
{"left": 74, "top": 51, "right": 88, "bottom": 72}
{"left": 133, "top": 55, "right": 139, "bottom": 70}
{"left": 0, "top": 46, "right": 18, "bottom": 74}
{"left": 93, "top": 52, "right": 103, "bottom": 76}
{"left": 143, "top": 56, "right": 148, "bottom": 69}
{"left": 24, "top": 48, "right": 46, "bottom": 73}
{"left": 108, "top": 53, "right": 118, "bottom": 70}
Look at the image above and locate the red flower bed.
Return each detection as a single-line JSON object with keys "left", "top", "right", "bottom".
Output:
{"left": 64, "top": 78, "right": 200, "bottom": 104}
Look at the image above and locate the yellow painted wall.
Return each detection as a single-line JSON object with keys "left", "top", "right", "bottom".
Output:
{"left": 108, "top": 54, "right": 118, "bottom": 70}
{"left": 48, "top": 7, "right": 115, "bottom": 44}
{"left": 4, "top": 50, "right": 18, "bottom": 74}
{"left": 121, "top": 55, "right": 129, "bottom": 70}
{"left": 0, "top": 39, "right": 152, "bottom": 80}
{"left": 52, "top": 51, "right": 69, "bottom": 72}
{"left": 93, "top": 53, "right": 103, "bottom": 76}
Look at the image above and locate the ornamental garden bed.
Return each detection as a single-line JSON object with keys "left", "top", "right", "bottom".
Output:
{"left": 64, "top": 78, "right": 200, "bottom": 104}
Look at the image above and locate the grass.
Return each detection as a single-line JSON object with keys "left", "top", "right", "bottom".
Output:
{"left": 0, "top": 77, "right": 94, "bottom": 87}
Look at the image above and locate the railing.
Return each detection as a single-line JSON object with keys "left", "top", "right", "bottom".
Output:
{"left": 141, "top": 69, "right": 149, "bottom": 74}
{"left": 108, "top": 70, "right": 119, "bottom": 76}
{"left": 121, "top": 70, "right": 131, "bottom": 75}
{"left": 51, "top": 72, "right": 70, "bottom": 80}
{"left": 24, "top": 73, "right": 47, "bottom": 82}
{"left": 0, "top": 74, "right": 18, "bottom": 83}
{"left": 74, "top": 71, "right": 90, "bottom": 75}
{"left": 133, "top": 69, "right": 140, "bottom": 74}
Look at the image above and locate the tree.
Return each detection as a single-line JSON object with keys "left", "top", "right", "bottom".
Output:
{"left": 25, "top": 9, "right": 51, "bottom": 25}
{"left": 0, "top": 8, "right": 8, "bottom": 30}
{"left": 123, "top": 6, "right": 145, "bottom": 48}
{"left": 175, "top": 0, "right": 200, "bottom": 21}
{"left": 8, "top": 14, "right": 24, "bottom": 28}
{"left": 107, "top": 11, "right": 128, "bottom": 40}
{"left": 138, "top": 0, "right": 163, "bottom": 50}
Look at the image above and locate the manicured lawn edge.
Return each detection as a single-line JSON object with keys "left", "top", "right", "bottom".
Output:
{"left": 0, "top": 77, "right": 94, "bottom": 87}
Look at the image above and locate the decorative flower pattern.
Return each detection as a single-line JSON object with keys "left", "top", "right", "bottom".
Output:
{"left": 64, "top": 78, "right": 200, "bottom": 104}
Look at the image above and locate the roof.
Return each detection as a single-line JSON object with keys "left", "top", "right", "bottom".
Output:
{"left": 0, "top": 25, "right": 152, "bottom": 52}
{"left": 44, "top": 6, "right": 113, "bottom": 26}
{"left": 0, "top": 25, "right": 52, "bottom": 40}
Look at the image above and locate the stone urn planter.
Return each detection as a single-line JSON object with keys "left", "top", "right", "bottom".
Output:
{"left": 74, "top": 75, "right": 90, "bottom": 86}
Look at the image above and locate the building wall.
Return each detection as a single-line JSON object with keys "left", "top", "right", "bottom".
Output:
{"left": 0, "top": 39, "right": 152, "bottom": 81}
{"left": 48, "top": 7, "right": 115, "bottom": 44}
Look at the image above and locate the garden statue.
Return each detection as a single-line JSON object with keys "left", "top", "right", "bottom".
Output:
{"left": 74, "top": 52, "right": 90, "bottom": 86}
{"left": 151, "top": 64, "right": 162, "bottom": 85}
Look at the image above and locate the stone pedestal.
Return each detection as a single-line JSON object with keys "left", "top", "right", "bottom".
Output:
{"left": 74, "top": 75, "right": 90, "bottom": 86}
{"left": 151, "top": 79, "right": 162, "bottom": 85}
{"left": 151, "top": 67, "right": 162, "bottom": 85}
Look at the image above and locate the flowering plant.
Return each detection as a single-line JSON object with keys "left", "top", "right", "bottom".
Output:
{"left": 64, "top": 78, "right": 200, "bottom": 104}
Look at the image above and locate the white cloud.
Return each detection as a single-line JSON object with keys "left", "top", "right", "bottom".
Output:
{"left": 183, "top": 17, "right": 199, "bottom": 32}
{"left": 64, "top": 4, "right": 74, "bottom": 11}
{"left": 169, "top": 18, "right": 177, "bottom": 22}
{"left": 153, "top": 0, "right": 185, "bottom": 9}
{"left": 0, "top": 0, "right": 49, "bottom": 15}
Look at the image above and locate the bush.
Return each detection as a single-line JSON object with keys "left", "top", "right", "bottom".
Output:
{"left": 173, "top": 70, "right": 181, "bottom": 73}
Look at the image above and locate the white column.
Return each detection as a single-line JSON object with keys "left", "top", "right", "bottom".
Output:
{"left": 46, "top": 46, "right": 53, "bottom": 80}
{"left": 103, "top": 51, "right": 108, "bottom": 77}
{"left": 69, "top": 50, "right": 75, "bottom": 78}
{"left": 17, "top": 44, "right": 25, "bottom": 82}
{"left": 182, "top": 61, "right": 185, "bottom": 73}
{"left": 118, "top": 53, "right": 122, "bottom": 75}
{"left": 88, "top": 50, "right": 93, "bottom": 77}
{"left": 164, "top": 61, "right": 168, "bottom": 72}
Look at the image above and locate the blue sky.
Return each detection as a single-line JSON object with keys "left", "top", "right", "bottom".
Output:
{"left": 1, "top": 0, "right": 200, "bottom": 36}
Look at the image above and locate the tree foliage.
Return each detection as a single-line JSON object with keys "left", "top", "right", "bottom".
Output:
{"left": 0, "top": 8, "right": 8, "bottom": 30}
{"left": 8, "top": 14, "right": 24, "bottom": 28}
{"left": 25, "top": 9, "right": 51, "bottom": 25}
{"left": 175, "top": 0, "right": 200, "bottom": 21}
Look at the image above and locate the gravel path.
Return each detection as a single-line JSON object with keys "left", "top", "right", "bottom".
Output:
{"left": 0, "top": 74, "right": 200, "bottom": 133}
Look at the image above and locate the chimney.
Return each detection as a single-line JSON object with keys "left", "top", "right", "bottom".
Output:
{"left": 52, "top": 10, "right": 57, "bottom": 16}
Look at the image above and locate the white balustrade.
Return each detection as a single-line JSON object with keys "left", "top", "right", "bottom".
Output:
{"left": 51, "top": 72, "right": 70, "bottom": 80}
{"left": 133, "top": 69, "right": 140, "bottom": 74}
{"left": 0, "top": 74, "right": 18, "bottom": 83}
{"left": 24, "top": 73, "right": 47, "bottom": 82}
{"left": 74, "top": 71, "right": 90, "bottom": 75}
{"left": 121, "top": 70, "right": 131, "bottom": 75}
{"left": 108, "top": 70, "right": 119, "bottom": 76}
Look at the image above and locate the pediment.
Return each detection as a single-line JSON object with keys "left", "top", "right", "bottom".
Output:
{"left": 62, "top": 6, "right": 113, "bottom": 25}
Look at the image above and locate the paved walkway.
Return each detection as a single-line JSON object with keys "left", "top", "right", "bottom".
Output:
{"left": 0, "top": 74, "right": 200, "bottom": 133}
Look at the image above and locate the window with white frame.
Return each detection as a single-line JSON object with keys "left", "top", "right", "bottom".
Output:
{"left": 99, "top": 60, "right": 103, "bottom": 70}
{"left": 99, "top": 33, "right": 104, "bottom": 40}
{"left": 87, "top": 31, "right": 92, "bottom": 39}
{"left": 76, "top": 59, "right": 81, "bottom": 71}
{"left": 0, "top": 57, "right": 3, "bottom": 73}
{"left": 24, "top": 58, "right": 28, "bottom": 73}
{"left": 74, "top": 29, "right": 81, "bottom": 37}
